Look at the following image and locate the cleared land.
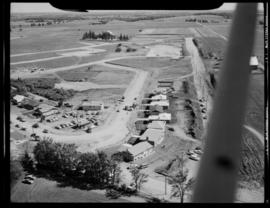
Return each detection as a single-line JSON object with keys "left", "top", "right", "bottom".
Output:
{"left": 56, "top": 65, "right": 135, "bottom": 85}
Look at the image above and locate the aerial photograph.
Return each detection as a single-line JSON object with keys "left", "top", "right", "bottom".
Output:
{"left": 9, "top": 2, "right": 265, "bottom": 203}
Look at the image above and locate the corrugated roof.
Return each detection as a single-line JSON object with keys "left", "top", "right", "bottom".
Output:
{"left": 128, "top": 141, "right": 153, "bottom": 156}
{"left": 81, "top": 101, "right": 104, "bottom": 106}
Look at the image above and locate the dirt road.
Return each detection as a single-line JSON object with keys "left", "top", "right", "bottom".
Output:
{"left": 185, "top": 37, "right": 213, "bottom": 128}
{"left": 10, "top": 54, "right": 149, "bottom": 152}
{"left": 10, "top": 55, "right": 145, "bottom": 80}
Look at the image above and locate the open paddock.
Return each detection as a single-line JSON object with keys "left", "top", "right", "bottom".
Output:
{"left": 11, "top": 56, "right": 79, "bottom": 71}
{"left": 56, "top": 65, "right": 135, "bottom": 85}
{"left": 66, "top": 88, "right": 125, "bottom": 107}
{"left": 244, "top": 73, "right": 264, "bottom": 134}
{"left": 157, "top": 59, "right": 192, "bottom": 80}
{"left": 11, "top": 52, "right": 59, "bottom": 63}
{"left": 107, "top": 57, "right": 183, "bottom": 71}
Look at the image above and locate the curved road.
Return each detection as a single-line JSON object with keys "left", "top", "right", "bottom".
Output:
{"left": 11, "top": 52, "right": 148, "bottom": 152}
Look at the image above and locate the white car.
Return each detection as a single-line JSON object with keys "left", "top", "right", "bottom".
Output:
{"left": 189, "top": 153, "right": 200, "bottom": 161}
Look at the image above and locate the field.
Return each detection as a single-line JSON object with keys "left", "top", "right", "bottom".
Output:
{"left": 108, "top": 57, "right": 184, "bottom": 71}
{"left": 56, "top": 65, "right": 135, "bottom": 85}
{"left": 11, "top": 52, "right": 60, "bottom": 63}
{"left": 239, "top": 128, "right": 264, "bottom": 185}
{"left": 207, "top": 24, "right": 264, "bottom": 63}
{"left": 11, "top": 56, "right": 79, "bottom": 70}
{"left": 244, "top": 73, "right": 265, "bottom": 134}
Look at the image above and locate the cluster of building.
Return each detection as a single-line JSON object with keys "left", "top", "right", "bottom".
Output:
{"left": 121, "top": 85, "right": 174, "bottom": 161}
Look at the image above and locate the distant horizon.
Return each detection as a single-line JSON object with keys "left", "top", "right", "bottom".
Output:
{"left": 11, "top": 3, "right": 264, "bottom": 14}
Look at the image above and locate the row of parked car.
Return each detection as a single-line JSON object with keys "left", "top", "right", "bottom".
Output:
{"left": 199, "top": 98, "right": 207, "bottom": 120}
{"left": 54, "top": 120, "right": 76, "bottom": 129}
{"left": 187, "top": 147, "right": 203, "bottom": 161}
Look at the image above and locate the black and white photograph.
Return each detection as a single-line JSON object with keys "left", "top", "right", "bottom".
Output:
{"left": 6, "top": 2, "right": 267, "bottom": 203}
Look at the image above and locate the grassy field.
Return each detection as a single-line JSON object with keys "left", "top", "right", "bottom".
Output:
{"left": 193, "top": 37, "right": 227, "bottom": 59}
{"left": 11, "top": 52, "right": 59, "bottom": 63}
{"left": 157, "top": 59, "right": 192, "bottom": 80}
{"left": 207, "top": 24, "right": 264, "bottom": 63}
{"left": 56, "top": 65, "right": 134, "bottom": 85}
{"left": 66, "top": 88, "right": 125, "bottom": 106}
{"left": 239, "top": 128, "right": 264, "bottom": 185}
{"left": 11, "top": 56, "right": 79, "bottom": 70}
{"left": 244, "top": 73, "right": 264, "bottom": 134}
{"left": 108, "top": 57, "right": 183, "bottom": 71}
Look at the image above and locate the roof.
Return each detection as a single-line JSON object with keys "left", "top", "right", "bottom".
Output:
{"left": 151, "top": 94, "right": 167, "bottom": 100}
{"left": 127, "top": 137, "right": 141, "bottom": 145}
{"left": 81, "top": 101, "right": 104, "bottom": 107}
{"left": 140, "top": 129, "right": 164, "bottom": 144}
{"left": 158, "top": 113, "right": 171, "bottom": 120}
{"left": 128, "top": 141, "right": 153, "bottom": 156}
{"left": 37, "top": 103, "right": 56, "bottom": 113}
{"left": 150, "top": 100, "right": 169, "bottom": 106}
{"left": 21, "top": 98, "right": 39, "bottom": 107}
{"left": 13, "top": 95, "right": 25, "bottom": 103}
{"left": 147, "top": 121, "right": 166, "bottom": 130}
{"left": 250, "top": 56, "right": 259, "bottom": 66}
{"left": 148, "top": 113, "right": 171, "bottom": 121}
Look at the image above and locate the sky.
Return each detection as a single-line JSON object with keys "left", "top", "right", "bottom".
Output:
{"left": 11, "top": 3, "right": 264, "bottom": 13}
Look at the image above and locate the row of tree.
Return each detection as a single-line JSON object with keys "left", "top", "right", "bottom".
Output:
{"left": 82, "top": 30, "right": 129, "bottom": 41}
{"left": 21, "top": 138, "right": 148, "bottom": 193}
{"left": 30, "top": 22, "right": 53, "bottom": 27}
{"left": 185, "top": 18, "right": 209, "bottom": 23}
{"left": 11, "top": 78, "right": 75, "bottom": 102}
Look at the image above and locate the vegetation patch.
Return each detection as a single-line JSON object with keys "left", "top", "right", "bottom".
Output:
{"left": 11, "top": 78, "right": 75, "bottom": 101}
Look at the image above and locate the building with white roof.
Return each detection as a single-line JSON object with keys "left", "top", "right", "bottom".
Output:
{"left": 150, "top": 94, "right": 167, "bottom": 100}
{"left": 128, "top": 141, "right": 153, "bottom": 161}
{"left": 250, "top": 56, "right": 259, "bottom": 70}
{"left": 150, "top": 100, "right": 169, "bottom": 107}
{"left": 12, "top": 95, "right": 25, "bottom": 104}
{"left": 148, "top": 113, "right": 171, "bottom": 121}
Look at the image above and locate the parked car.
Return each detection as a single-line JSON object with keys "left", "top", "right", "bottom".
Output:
{"left": 43, "top": 129, "right": 48, "bottom": 133}
{"left": 189, "top": 153, "right": 200, "bottom": 161}
{"left": 24, "top": 174, "right": 36, "bottom": 180}
{"left": 194, "top": 149, "right": 203, "bottom": 155}
{"left": 22, "top": 179, "right": 33, "bottom": 184}
{"left": 15, "top": 124, "right": 20, "bottom": 128}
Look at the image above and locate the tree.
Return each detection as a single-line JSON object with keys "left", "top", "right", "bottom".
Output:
{"left": 10, "top": 159, "right": 23, "bottom": 188}
{"left": 130, "top": 168, "right": 148, "bottom": 191}
{"left": 21, "top": 151, "right": 35, "bottom": 172}
{"left": 108, "top": 159, "right": 121, "bottom": 186}
{"left": 168, "top": 156, "right": 195, "bottom": 203}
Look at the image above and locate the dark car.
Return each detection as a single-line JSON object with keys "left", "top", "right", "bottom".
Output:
{"left": 22, "top": 179, "right": 33, "bottom": 184}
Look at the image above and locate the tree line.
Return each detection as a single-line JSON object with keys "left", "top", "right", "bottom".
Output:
{"left": 21, "top": 138, "right": 148, "bottom": 196}
{"left": 11, "top": 78, "right": 75, "bottom": 102}
{"left": 82, "top": 30, "right": 129, "bottom": 41}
